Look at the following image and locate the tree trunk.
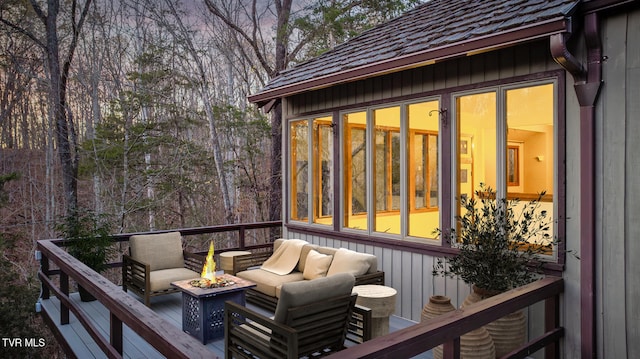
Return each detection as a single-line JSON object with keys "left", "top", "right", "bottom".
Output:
{"left": 43, "top": 0, "right": 78, "bottom": 216}
{"left": 269, "top": 104, "right": 282, "bottom": 222}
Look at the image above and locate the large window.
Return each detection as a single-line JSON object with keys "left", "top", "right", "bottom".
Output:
{"left": 373, "top": 107, "right": 401, "bottom": 234}
{"left": 342, "top": 100, "right": 440, "bottom": 239}
{"left": 290, "top": 116, "right": 333, "bottom": 225}
{"left": 455, "top": 82, "right": 555, "bottom": 245}
{"left": 287, "top": 78, "right": 559, "bottom": 249}
{"left": 344, "top": 112, "right": 367, "bottom": 230}
{"left": 290, "top": 120, "right": 309, "bottom": 221}
{"left": 408, "top": 101, "right": 440, "bottom": 238}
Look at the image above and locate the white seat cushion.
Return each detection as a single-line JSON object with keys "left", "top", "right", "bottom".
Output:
{"left": 236, "top": 269, "right": 304, "bottom": 297}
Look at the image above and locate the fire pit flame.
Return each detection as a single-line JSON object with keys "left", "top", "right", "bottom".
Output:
{"left": 201, "top": 241, "right": 216, "bottom": 281}
{"left": 190, "top": 241, "right": 235, "bottom": 288}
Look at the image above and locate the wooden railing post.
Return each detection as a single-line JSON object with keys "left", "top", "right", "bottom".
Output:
{"left": 110, "top": 312, "right": 123, "bottom": 355}
{"left": 442, "top": 337, "right": 461, "bottom": 359}
{"left": 60, "top": 271, "right": 69, "bottom": 325}
{"left": 239, "top": 225, "right": 246, "bottom": 249}
{"left": 41, "top": 254, "right": 50, "bottom": 299}
{"left": 545, "top": 292, "right": 560, "bottom": 358}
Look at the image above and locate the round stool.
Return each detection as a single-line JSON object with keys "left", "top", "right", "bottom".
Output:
{"left": 219, "top": 251, "right": 251, "bottom": 274}
{"left": 352, "top": 284, "right": 397, "bottom": 338}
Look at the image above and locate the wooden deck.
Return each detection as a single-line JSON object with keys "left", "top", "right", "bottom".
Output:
{"left": 41, "top": 290, "right": 433, "bottom": 359}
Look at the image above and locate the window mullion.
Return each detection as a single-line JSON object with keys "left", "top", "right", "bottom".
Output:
{"left": 496, "top": 89, "right": 507, "bottom": 199}
{"left": 400, "top": 104, "right": 408, "bottom": 238}
{"left": 366, "top": 108, "right": 374, "bottom": 234}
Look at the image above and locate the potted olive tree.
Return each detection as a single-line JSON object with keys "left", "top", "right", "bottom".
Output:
{"left": 433, "top": 183, "right": 555, "bottom": 357}
{"left": 56, "top": 208, "right": 114, "bottom": 302}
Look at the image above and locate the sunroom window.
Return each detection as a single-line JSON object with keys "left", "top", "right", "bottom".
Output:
{"left": 288, "top": 79, "right": 558, "bottom": 250}
{"left": 341, "top": 100, "right": 441, "bottom": 240}
{"left": 343, "top": 112, "right": 368, "bottom": 230}
{"left": 289, "top": 116, "right": 334, "bottom": 225}
{"left": 455, "top": 82, "right": 555, "bottom": 246}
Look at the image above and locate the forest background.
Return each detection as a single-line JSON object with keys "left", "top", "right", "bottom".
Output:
{"left": 0, "top": 0, "right": 421, "bottom": 357}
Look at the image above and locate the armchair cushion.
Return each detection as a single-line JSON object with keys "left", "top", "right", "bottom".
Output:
{"left": 273, "top": 273, "right": 355, "bottom": 324}
{"left": 302, "top": 250, "right": 333, "bottom": 280}
{"left": 149, "top": 267, "right": 200, "bottom": 292}
{"left": 129, "top": 232, "right": 184, "bottom": 271}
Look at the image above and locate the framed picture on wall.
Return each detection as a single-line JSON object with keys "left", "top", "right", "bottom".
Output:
{"left": 459, "top": 135, "right": 473, "bottom": 164}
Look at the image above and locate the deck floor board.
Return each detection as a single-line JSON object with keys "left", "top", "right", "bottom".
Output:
{"left": 41, "top": 291, "right": 432, "bottom": 358}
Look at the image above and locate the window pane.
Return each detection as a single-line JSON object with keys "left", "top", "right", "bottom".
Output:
{"left": 343, "top": 112, "right": 367, "bottom": 230}
{"left": 408, "top": 101, "right": 440, "bottom": 239}
{"left": 506, "top": 83, "right": 555, "bottom": 245}
{"left": 290, "top": 120, "right": 309, "bottom": 221}
{"left": 457, "top": 92, "right": 497, "bottom": 203}
{"left": 313, "top": 117, "right": 333, "bottom": 225}
{"left": 373, "top": 106, "right": 400, "bottom": 235}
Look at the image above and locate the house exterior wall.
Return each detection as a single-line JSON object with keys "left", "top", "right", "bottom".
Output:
{"left": 279, "top": 8, "right": 640, "bottom": 355}
{"left": 280, "top": 40, "right": 562, "bottom": 357}
{"left": 592, "top": 8, "right": 640, "bottom": 359}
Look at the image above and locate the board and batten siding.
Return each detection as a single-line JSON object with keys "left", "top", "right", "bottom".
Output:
{"left": 284, "top": 40, "right": 561, "bottom": 117}
{"left": 594, "top": 7, "right": 640, "bottom": 359}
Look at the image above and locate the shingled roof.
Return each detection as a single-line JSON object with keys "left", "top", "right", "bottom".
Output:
{"left": 249, "top": 0, "right": 580, "bottom": 105}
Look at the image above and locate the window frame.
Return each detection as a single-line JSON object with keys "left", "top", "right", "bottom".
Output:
{"left": 284, "top": 71, "right": 565, "bottom": 270}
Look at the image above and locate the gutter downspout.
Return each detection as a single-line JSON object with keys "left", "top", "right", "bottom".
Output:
{"left": 550, "top": 11, "right": 602, "bottom": 359}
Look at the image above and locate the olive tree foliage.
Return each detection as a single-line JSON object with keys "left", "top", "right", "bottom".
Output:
{"left": 204, "top": 0, "right": 422, "bottom": 222}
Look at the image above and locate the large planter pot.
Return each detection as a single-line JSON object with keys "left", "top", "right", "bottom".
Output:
{"left": 460, "top": 327, "right": 496, "bottom": 359}
{"left": 421, "top": 295, "right": 456, "bottom": 359}
{"left": 422, "top": 295, "right": 456, "bottom": 322}
{"left": 422, "top": 295, "right": 495, "bottom": 359}
{"left": 78, "top": 285, "right": 97, "bottom": 302}
{"left": 462, "top": 285, "right": 526, "bottom": 358}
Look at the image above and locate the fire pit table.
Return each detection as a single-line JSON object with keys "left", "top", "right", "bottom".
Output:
{"left": 171, "top": 274, "right": 256, "bottom": 344}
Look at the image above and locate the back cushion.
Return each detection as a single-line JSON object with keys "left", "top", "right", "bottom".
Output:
{"left": 129, "top": 232, "right": 184, "bottom": 271}
{"left": 273, "top": 273, "right": 355, "bottom": 324}
{"left": 297, "top": 244, "right": 319, "bottom": 272}
{"left": 326, "top": 248, "right": 376, "bottom": 277}
{"left": 302, "top": 250, "right": 333, "bottom": 280}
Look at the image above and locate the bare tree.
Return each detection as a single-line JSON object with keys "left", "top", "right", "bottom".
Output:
{"left": 204, "top": 0, "right": 292, "bottom": 223}
{"left": 1, "top": 0, "right": 94, "bottom": 217}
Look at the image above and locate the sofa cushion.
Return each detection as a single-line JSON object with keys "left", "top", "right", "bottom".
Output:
{"left": 326, "top": 248, "right": 376, "bottom": 277}
{"left": 273, "top": 273, "right": 355, "bottom": 324}
{"left": 297, "top": 244, "right": 319, "bottom": 273}
{"left": 148, "top": 267, "right": 199, "bottom": 292}
{"left": 130, "top": 232, "right": 184, "bottom": 271}
{"left": 236, "top": 269, "right": 304, "bottom": 297}
{"left": 302, "top": 250, "right": 333, "bottom": 280}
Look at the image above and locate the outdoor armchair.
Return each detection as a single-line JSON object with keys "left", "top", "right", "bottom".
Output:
{"left": 225, "top": 273, "right": 357, "bottom": 359}
{"left": 122, "top": 231, "right": 204, "bottom": 307}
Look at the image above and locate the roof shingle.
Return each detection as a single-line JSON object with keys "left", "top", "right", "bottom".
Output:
{"left": 250, "top": 0, "right": 579, "bottom": 103}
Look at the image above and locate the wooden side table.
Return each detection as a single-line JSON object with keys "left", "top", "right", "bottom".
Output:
{"left": 352, "top": 284, "right": 397, "bottom": 338}
{"left": 171, "top": 274, "right": 256, "bottom": 344}
{"left": 219, "top": 251, "right": 251, "bottom": 274}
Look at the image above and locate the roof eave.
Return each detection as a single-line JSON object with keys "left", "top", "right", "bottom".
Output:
{"left": 248, "top": 17, "right": 572, "bottom": 105}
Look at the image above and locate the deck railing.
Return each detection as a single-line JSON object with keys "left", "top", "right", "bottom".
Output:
{"left": 328, "top": 276, "right": 564, "bottom": 359}
{"left": 36, "top": 221, "right": 282, "bottom": 359}
{"left": 37, "top": 220, "right": 563, "bottom": 359}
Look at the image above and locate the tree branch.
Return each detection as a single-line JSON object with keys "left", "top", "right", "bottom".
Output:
{"left": 203, "top": 0, "right": 274, "bottom": 76}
